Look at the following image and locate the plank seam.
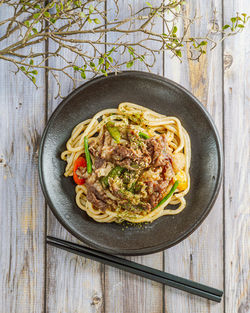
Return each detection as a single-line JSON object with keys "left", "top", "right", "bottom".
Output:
{"left": 44, "top": 1, "right": 49, "bottom": 311}
{"left": 162, "top": 3, "right": 166, "bottom": 313}
{"left": 221, "top": 1, "right": 226, "bottom": 312}
{"left": 103, "top": 1, "right": 107, "bottom": 312}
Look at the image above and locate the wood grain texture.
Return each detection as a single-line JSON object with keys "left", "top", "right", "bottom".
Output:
{"left": 1, "top": 0, "right": 250, "bottom": 312}
{"left": 223, "top": 0, "right": 250, "bottom": 312}
{"left": 45, "top": 6, "right": 105, "bottom": 313}
{"left": 163, "top": 1, "right": 224, "bottom": 312}
{"left": 0, "top": 6, "right": 46, "bottom": 313}
{"left": 104, "top": 1, "right": 164, "bottom": 313}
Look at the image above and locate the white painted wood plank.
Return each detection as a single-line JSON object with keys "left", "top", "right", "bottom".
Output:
{"left": 105, "top": 1, "right": 163, "bottom": 313}
{"left": 223, "top": 0, "right": 250, "bottom": 312}
{"left": 46, "top": 3, "right": 106, "bottom": 312}
{"left": 0, "top": 5, "right": 46, "bottom": 313}
{"left": 163, "top": 1, "right": 224, "bottom": 312}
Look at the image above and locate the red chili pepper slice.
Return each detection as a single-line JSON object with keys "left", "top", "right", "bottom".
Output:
{"left": 73, "top": 157, "right": 87, "bottom": 185}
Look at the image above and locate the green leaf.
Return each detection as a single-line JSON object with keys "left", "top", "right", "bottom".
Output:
{"left": 79, "top": 12, "right": 86, "bottom": 18}
{"left": 32, "top": 28, "right": 38, "bottom": 33}
{"left": 237, "top": 24, "right": 244, "bottom": 28}
{"left": 98, "top": 57, "right": 104, "bottom": 65}
{"left": 231, "top": 17, "right": 237, "bottom": 23}
{"left": 222, "top": 24, "right": 230, "bottom": 29}
{"left": 20, "top": 66, "right": 26, "bottom": 72}
{"left": 44, "top": 11, "right": 51, "bottom": 18}
{"left": 33, "top": 13, "right": 40, "bottom": 19}
{"left": 101, "top": 69, "right": 108, "bottom": 76}
{"left": 24, "top": 21, "right": 30, "bottom": 27}
{"left": 146, "top": 2, "right": 152, "bottom": 8}
{"left": 106, "top": 47, "right": 115, "bottom": 56}
{"left": 29, "top": 59, "right": 34, "bottom": 65}
{"left": 81, "top": 71, "right": 86, "bottom": 79}
{"left": 108, "top": 56, "right": 113, "bottom": 63}
{"left": 73, "top": 66, "right": 79, "bottom": 71}
{"left": 89, "top": 5, "right": 94, "bottom": 14}
{"left": 74, "top": 1, "right": 81, "bottom": 7}
{"left": 105, "top": 61, "right": 110, "bottom": 69}
{"left": 126, "top": 60, "right": 134, "bottom": 68}
{"left": 31, "top": 76, "right": 36, "bottom": 84}
{"left": 87, "top": 18, "right": 92, "bottom": 23}
{"left": 34, "top": 4, "right": 40, "bottom": 9}
{"left": 50, "top": 18, "right": 56, "bottom": 24}
{"left": 94, "top": 18, "right": 101, "bottom": 24}
{"left": 128, "top": 46, "right": 134, "bottom": 55}
{"left": 173, "top": 26, "right": 178, "bottom": 33}
{"left": 31, "top": 70, "right": 38, "bottom": 75}
{"left": 200, "top": 41, "right": 207, "bottom": 46}
{"left": 175, "top": 50, "right": 182, "bottom": 57}
{"left": 90, "top": 61, "right": 95, "bottom": 67}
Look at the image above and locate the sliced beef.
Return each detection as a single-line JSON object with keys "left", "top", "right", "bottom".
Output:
{"left": 146, "top": 161, "right": 174, "bottom": 208}
{"left": 85, "top": 174, "right": 109, "bottom": 211}
{"left": 89, "top": 131, "right": 114, "bottom": 160}
{"left": 110, "top": 146, "right": 140, "bottom": 170}
{"left": 108, "top": 145, "right": 151, "bottom": 170}
{"left": 94, "top": 157, "right": 105, "bottom": 169}
{"left": 147, "top": 180, "right": 170, "bottom": 208}
{"left": 100, "top": 131, "right": 114, "bottom": 159}
{"left": 86, "top": 189, "right": 108, "bottom": 212}
{"left": 146, "top": 134, "right": 172, "bottom": 167}
{"left": 89, "top": 131, "right": 105, "bottom": 157}
{"left": 162, "top": 162, "right": 175, "bottom": 185}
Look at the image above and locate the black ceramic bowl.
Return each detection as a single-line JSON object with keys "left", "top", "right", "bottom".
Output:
{"left": 39, "top": 71, "right": 223, "bottom": 255}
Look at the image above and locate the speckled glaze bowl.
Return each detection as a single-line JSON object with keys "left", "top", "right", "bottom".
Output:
{"left": 39, "top": 71, "right": 223, "bottom": 255}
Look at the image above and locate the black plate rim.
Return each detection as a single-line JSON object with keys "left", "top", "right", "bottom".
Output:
{"left": 39, "top": 70, "right": 223, "bottom": 256}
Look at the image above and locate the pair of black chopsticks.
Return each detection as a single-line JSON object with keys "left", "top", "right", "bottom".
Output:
{"left": 47, "top": 236, "right": 223, "bottom": 302}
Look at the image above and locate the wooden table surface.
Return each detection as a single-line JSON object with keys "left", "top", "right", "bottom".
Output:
{"left": 0, "top": 1, "right": 249, "bottom": 312}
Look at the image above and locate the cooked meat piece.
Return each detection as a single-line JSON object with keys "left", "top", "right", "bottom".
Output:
{"left": 147, "top": 179, "right": 170, "bottom": 208}
{"left": 111, "top": 145, "right": 137, "bottom": 161}
{"left": 94, "top": 157, "right": 105, "bottom": 169}
{"left": 109, "top": 145, "right": 151, "bottom": 170}
{"left": 146, "top": 134, "right": 172, "bottom": 167}
{"left": 100, "top": 131, "right": 114, "bottom": 159}
{"left": 86, "top": 182, "right": 109, "bottom": 212}
{"left": 89, "top": 132, "right": 105, "bottom": 157}
{"left": 110, "top": 145, "right": 139, "bottom": 170}
{"left": 85, "top": 173, "right": 110, "bottom": 211}
{"left": 86, "top": 189, "right": 108, "bottom": 212}
{"left": 89, "top": 131, "right": 114, "bottom": 160}
{"left": 163, "top": 162, "right": 175, "bottom": 185}
{"left": 95, "top": 161, "right": 113, "bottom": 178}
